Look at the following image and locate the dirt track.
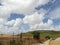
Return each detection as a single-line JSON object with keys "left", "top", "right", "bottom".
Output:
{"left": 50, "top": 38, "right": 60, "bottom": 45}
{"left": 34, "top": 38, "right": 60, "bottom": 45}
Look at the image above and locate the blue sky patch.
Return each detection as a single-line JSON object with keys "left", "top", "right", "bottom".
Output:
{"left": 53, "top": 18, "right": 60, "bottom": 25}
{"left": 8, "top": 13, "right": 25, "bottom": 21}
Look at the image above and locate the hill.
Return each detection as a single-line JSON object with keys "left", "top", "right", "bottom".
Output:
{"left": 0, "top": 30, "right": 60, "bottom": 45}
{"left": 17, "top": 30, "right": 60, "bottom": 39}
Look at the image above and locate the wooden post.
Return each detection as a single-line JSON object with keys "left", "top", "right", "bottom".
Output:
{"left": 20, "top": 32, "right": 23, "bottom": 45}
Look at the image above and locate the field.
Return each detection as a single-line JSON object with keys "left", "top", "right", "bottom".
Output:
{"left": 21, "top": 30, "right": 60, "bottom": 39}
{"left": 0, "top": 30, "right": 60, "bottom": 45}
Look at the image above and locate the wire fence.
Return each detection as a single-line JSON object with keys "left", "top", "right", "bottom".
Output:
{"left": 0, "top": 34, "right": 40, "bottom": 45}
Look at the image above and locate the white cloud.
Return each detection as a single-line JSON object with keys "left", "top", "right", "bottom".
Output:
{"left": 38, "top": 0, "right": 50, "bottom": 5}
{"left": 49, "top": 6, "right": 60, "bottom": 19}
{"left": 6, "top": 20, "right": 15, "bottom": 26}
{"left": 1, "top": 0, "right": 39, "bottom": 16}
{"left": 54, "top": 25, "right": 60, "bottom": 31}
{"left": 0, "top": 0, "right": 50, "bottom": 19}
{"left": 13, "top": 18, "right": 22, "bottom": 27}
{"left": 23, "top": 9, "right": 54, "bottom": 31}
{"left": 0, "top": 0, "right": 50, "bottom": 18}
{"left": 34, "top": 19, "right": 53, "bottom": 30}
{"left": 6, "top": 18, "right": 22, "bottom": 26}
{"left": 0, "top": 0, "right": 56, "bottom": 34}
{"left": 0, "top": 18, "right": 6, "bottom": 24}
{"left": 23, "top": 9, "right": 46, "bottom": 24}
{"left": 23, "top": 12, "right": 44, "bottom": 25}
{"left": 0, "top": 18, "right": 22, "bottom": 34}
{"left": 0, "top": 5, "right": 11, "bottom": 19}
{"left": 29, "top": 18, "right": 53, "bottom": 31}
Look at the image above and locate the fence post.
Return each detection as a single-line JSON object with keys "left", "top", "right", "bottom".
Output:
{"left": 20, "top": 33, "right": 23, "bottom": 45}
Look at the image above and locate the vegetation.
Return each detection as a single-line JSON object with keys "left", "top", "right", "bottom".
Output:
{"left": 19, "top": 30, "right": 60, "bottom": 39}
{"left": 32, "top": 31, "right": 40, "bottom": 39}
{"left": 45, "top": 35, "right": 50, "bottom": 39}
{"left": 0, "top": 30, "right": 60, "bottom": 45}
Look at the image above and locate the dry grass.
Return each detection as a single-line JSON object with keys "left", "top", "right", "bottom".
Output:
{"left": 50, "top": 38, "right": 60, "bottom": 45}
{"left": 0, "top": 30, "right": 60, "bottom": 45}
{"left": 0, "top": 34, "right": 45, "bottom": 45}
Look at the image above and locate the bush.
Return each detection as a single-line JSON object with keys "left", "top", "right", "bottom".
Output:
{"left": 45, "top": 36, "right": 50, "bottom": 39}
{"left": 32, "top": 31, "right": 40, "bottom": 39}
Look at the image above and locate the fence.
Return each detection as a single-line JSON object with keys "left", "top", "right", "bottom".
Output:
{"left": 0, "top": 35, "right": 41, "bottom": 45}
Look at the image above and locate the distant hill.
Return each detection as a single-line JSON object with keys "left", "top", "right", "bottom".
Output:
{"left": 0, "top": 30, "right": 60, "bottom": 39}
{"left": 17, "top": 30, "right": 60, "bottom": 39}
{"left": 0, "top": 30, "right": 60, "bottom": 45}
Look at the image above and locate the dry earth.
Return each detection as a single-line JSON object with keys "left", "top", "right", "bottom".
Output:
{"left": 50, "top": 38, "right": 60, "bottom": 45}
{"left": 33, "top": 38, "right": 60, "bottom": 45}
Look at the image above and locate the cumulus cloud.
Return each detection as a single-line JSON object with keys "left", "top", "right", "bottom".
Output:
{"left": 1, "top": 0, "right": 50, "bottom": 16}
{"left": 0, "top": 0, "right": 58, "bottom": 34}
{"left": 34, "top": 19, "right": 53, "bottom": 30}
{"left": 38, "top": 0, "right": 50, "bottom": 5}
{"left": 23, "top": 9, "right": 46, "bottom": 24}
{"left": 23, "top": 8, "right": 54, "bottom": 31}
{"left": 0, "top": 0, "right": 50, "bottom": 19}
{"left": 1, "top": 0, "right": 38, "bottom": 16}
{"left": 55, "top": 25, "right": 60, "bottom": 30}
{"left": 0, "top": 5, "right": 11, "bottom": 19}
{"left": 0, "top": 18, "right": 22, "bottom": 34}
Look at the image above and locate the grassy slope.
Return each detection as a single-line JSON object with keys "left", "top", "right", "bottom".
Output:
{"left": 0, "top": 30, "right": 60, "bottom": 45}
{"left": 17, "top": 30, "right": 60, "bottom": 39}
{"left": 0, "top": 30, "right": 60, "bottom": 39}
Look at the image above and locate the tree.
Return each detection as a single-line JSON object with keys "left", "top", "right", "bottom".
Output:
{"left": 45, "top": 35, "right": 50, "bottom": 39}
{"left": 32, "top": 31, "right": 40, "bottom": 39}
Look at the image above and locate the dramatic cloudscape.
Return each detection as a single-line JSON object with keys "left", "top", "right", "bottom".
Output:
{"left": 0, "top": 0, "right": 60, "bottom": 34}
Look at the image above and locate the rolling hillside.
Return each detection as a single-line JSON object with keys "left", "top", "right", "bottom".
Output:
{"left": 0, "top": 30, "right": 60, "bottom": 45}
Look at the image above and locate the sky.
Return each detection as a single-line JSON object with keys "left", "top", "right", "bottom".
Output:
{"left": 0, "top": 0, "right": 60, "bottom": 34}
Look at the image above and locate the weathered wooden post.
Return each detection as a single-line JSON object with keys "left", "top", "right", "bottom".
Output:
{"left": 20, "top": 32, "right": 23, "bottom": 45}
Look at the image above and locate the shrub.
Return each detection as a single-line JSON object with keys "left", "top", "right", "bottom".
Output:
{"left": 32, "top": 31, "right": 40, "bottom": 39}
{"left": 45, "top": 35, "right": 50, "bottom": 39}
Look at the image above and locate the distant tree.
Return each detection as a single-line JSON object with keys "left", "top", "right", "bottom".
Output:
{"left": 45, "top": 35, "right": 50, "bottom": 39}
{"left": 32, "top": 31, "right": 40, "bottom": 39}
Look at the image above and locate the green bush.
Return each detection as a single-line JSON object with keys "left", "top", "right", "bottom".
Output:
{"left": 32, "top": 31, "right": 40, "bottom": 39}
{"left": 45, "top": 36, "right": 50, "bottom": 39}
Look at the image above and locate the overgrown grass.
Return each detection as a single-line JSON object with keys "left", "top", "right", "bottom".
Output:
{"left": 0, "top": 30, "right": 60, "bottom": 45}
{"left": 18, "top": 30, "right": 60, "bottom": 39}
